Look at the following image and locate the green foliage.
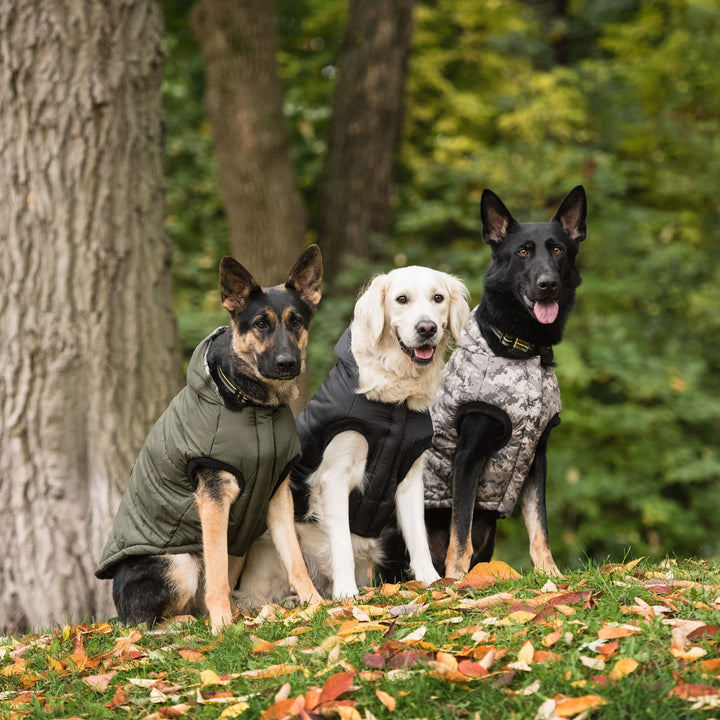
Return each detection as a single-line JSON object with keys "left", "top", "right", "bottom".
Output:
{"left": 163, "top": 1, "right": 720, "bottom": 566}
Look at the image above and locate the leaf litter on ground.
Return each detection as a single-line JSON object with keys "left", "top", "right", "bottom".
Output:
{"left": 2, "top": 558, "right": 720, "bottom": 719}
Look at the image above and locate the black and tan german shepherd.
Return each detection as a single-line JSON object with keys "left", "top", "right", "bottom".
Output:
{"left": 422, "top": 187, "right": 587, "bottom": 579}
{"left": 96, "top": 246, "right": 323, "bottom": 633}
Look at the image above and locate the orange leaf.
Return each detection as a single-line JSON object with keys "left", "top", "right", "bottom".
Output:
{"left": 699, "top": 658, "right": 720, "bottom": 676}
{"left": 376, "top": 688, "right": 396, "bottom": 711}
{"left": 597, "top": 624, "right": 641, "bottom": 640}
{"left": 554, "top": 694, "right": 607, "bottom": 717}
{"left": 597, "top": 640, "right": 619, "bottom": 657}
{"left": 105, "top": 685, "right": 129, "bottom": 709}
{"left": 533, "top": 650, "right": 561, "bottom": 665}
{"left": 608, "top": 657, "right": 638, "bottom": 680}
{"left": 177, "top": 648, "right": 206, "bottom": 663}
{"left": 458, "top": 561, "right": 521, "bottom": 589}
{"left": 458, "top": 660, "right": 489, "bottom": 678}
{"left": 542, "top": 630, "right": 562, "bottom": 647}
{"left": 319, "top": 671, "right": 355, "bottom": 704}
{"left": 669, "top": 683, "right": 720, "bottom": 699}
{"left": 158, "top": 704, "right": 192, "bottom": 717}
{"left": 260, "top": 697, "right": 299, "bottom": 720}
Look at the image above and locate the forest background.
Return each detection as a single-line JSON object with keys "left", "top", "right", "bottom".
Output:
{"left": 166, "top": 0, "right": 719, "bottom": 569}
{"left": 0, "top": 0, "right": 718, "bottom": 634}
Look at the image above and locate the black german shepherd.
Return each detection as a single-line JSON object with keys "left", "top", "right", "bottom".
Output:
{"left": 95, "top": 246, "right": 323, "bottom": 633}
{"left": 422, "top": 186, "right": 587, "bottom": 579}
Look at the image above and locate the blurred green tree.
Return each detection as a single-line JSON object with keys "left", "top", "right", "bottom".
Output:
{"left": 163, "top": 0, "right": 720, "bottom": 566}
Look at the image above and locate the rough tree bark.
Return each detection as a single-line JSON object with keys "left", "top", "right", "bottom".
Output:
{"left": 0, "top": 0, "right": 183, "bottom": 633}
{"left": 316, "top": 0, "right": 415, "bottom": 278}
{"left": 191, "top": 0, "right": 307, "bottom": 286}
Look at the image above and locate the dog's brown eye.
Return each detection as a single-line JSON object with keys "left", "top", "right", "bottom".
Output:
{"left": 396, "top": 295, "right": 408, "bottom": 304}
{"left": 254, "top": 318, "right": 268, "bottom": 330}
{"left": 433, "top": 294, "right": 444, "bottom": 303}
{"left": 290, "top": 317, "right": 303, "bottom": 329}
{"left": 552, "top": 245, "right": 563, "bottom": 255}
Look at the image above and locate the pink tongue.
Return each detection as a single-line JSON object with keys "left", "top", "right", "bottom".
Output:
{"left": 414, "top": 346, "right": 435, "bottom": 360}
{"left": 534, "top": 301, "right": 559, "bottom": 324}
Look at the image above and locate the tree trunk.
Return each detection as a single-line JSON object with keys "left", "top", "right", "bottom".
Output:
{"left": 317, "top": 0, "right": 415, "bottom": 277}
{"left": 191, "top": 0, "right": 307, "bottom": 286}
{"left": 0, "top": 0, "right": 182, "bottom": 633}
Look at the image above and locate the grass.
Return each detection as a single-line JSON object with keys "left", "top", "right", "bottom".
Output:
{"left": 1, "top": 558, "right": 719, "bottom": 719}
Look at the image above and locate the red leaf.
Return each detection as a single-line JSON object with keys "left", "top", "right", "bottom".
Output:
{"left": 363, "top": 653, "right": 386, "bottom": 669}
{"left": 458, "top": 660, "right": 488, "bottom": 678}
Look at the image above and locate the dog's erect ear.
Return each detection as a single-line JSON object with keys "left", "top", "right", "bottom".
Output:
{"left": 286, "top": 244, "right": 323, "bottom": 313}
{"left": 481, "top": 189, "right": 520, "bottom": 246}
{"left": 443, "top": 273, "right": 471, "bottom": 342}
{"left": 219, "top": 256, "right": 261, "bottom": 314}
{"left": 352, "top": 274, "right": 389, "bottom": 345}
{"left": 553, "top": 185, "right": 587, "bottom": 242}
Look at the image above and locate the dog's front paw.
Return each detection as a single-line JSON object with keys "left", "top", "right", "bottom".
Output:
{"left": 444, "top": 564, "right": 468, "bottom": 581}
{"left": 332, "top": 582, "right": 359, "bottom": 600}
{"left": 414, "top": 567, "right": 441, "bottom": 586}
{"left": 209, "top": 608, "right": 234, "bottom": 635}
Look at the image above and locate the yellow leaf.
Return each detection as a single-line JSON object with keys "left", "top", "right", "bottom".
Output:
{"left": 608, "top": 657, "right": 639, "bottom": 680}
{"left": 497, "top": 611, "right": 535, "bottom": 626}
{"left": 336, "top": 707, "right": 362, "bottom": 720}
{"left": 220, "top": 702, "right": 250, "bottom": 718}
{"left": 517, "top": 641, "right": 534, "bottom": 665}
{"left": 376, "top": 689, "right": 396, "bottom": 711}
{"left": 241, "top": 663, "right": 305, "bottom": 679}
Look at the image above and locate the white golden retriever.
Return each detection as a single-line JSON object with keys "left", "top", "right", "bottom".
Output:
{"left": 236, "top": 266, "right": 470, "bottom": 606}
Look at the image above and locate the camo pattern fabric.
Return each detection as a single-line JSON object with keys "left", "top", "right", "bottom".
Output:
{"left": 424, "top": 310, "right": 562, "bottom": 517}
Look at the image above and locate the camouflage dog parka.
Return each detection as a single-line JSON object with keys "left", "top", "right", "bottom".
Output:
{"left": 424, "top": 310, "right": 562, "bottom": 517}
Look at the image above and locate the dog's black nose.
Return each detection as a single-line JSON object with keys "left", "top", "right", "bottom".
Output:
{"left": 276, "top": 354, "right": 299, "bottom": 372}
{"left": 416, "top": 320, "right": 438, "bottom": 338}
{"left": 536, "top": 274, "right": 559, "bottom": 292}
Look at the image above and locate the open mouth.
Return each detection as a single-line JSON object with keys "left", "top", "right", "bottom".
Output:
{"left": 397, "top": 336, "right": 436, "bottom": 366}
{"left": 521, "top": 292, "right": 559, "bottom": 325}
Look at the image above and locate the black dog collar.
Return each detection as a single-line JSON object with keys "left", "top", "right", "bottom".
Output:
{"left": 488, "top": 324, "right": 551, "bottom": 357}
{"left": 215, "top": 365, "right": 266, "bottom": 407}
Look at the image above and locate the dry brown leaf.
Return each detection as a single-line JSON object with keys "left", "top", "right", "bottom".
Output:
{"left": 177, "top": 648, "right": 206, "bottom": 663}
{"left": 241, "top": 663, "right": 305, "bottom": 679}
{"left": 82, "top": 671, "right": 116, "bottom": 692}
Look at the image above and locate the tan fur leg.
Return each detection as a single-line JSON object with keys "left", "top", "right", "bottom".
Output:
{"left": 228, "top": 554, "right": 246, "bottom": 591}
{"left": 444, "top": 527, "right": 473, "bottom": 580}
{"left": 196, "top": 469, "right": 240, "bottom": 633}
{"left": 529, "top": 532, "right": 561, "bottom": 576}
{"left": 266, "top": 478, "right": 322, "bottom": 604}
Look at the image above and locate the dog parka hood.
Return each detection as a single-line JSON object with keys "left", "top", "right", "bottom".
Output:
{"left": 95, "top": 327, "right": 301, "bottom": 579}
{"left": 290, "top": 328, "right": 433, "bottom": 538}
{"left": 424, "top": 312, "right": 561, "bottom": 517}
